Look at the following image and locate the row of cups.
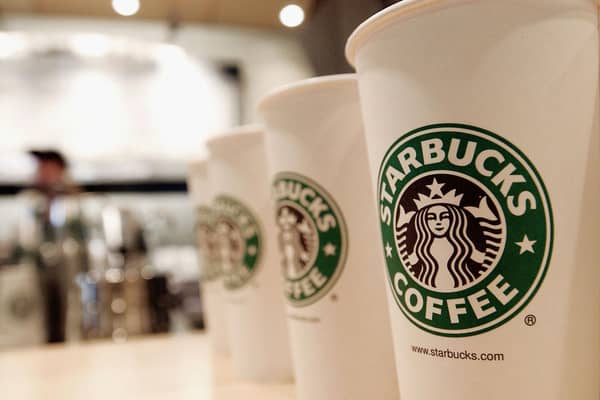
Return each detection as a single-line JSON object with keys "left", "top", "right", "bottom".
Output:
{"left": 188, "top": 1, "right": 600, "bottom": 399}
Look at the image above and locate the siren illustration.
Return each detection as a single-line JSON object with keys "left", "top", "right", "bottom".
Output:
{"left": 196, "top": 216, "right": 221, "bottom": 280}
{"left": 196, "top": 224, "right": 212, "bottom": 255}
{"left": 395, "top": 175, "right": 506, "bottom": 292}
{"left": 215, "top": 219, "right": 244, "bottom": 277}
{"left": 276, "top": 205, "right": 318, "bottom": 280}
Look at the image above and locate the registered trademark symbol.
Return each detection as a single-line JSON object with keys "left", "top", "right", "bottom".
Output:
{"left": 524, "top": 314, "right": 537, "bottom": 326}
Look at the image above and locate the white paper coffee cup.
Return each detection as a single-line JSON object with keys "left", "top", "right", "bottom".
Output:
{"left": 259, "top": 75, "right": 400, "bottom": 400}
{"left": 206, "top": 125, "right": 293, "bottom": 382}
{"left": 188, "top": 159, "right": 230, "bottom": 355}
{"left": 346, "top": 1, "right": 600, "bottom": 399}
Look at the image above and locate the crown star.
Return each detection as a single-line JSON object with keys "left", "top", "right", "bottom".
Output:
{"left": 413, "top": 180, "right": 464, "bottom": 210}
{"left": 426, "top": 178, "right": 445, "bottom": 198}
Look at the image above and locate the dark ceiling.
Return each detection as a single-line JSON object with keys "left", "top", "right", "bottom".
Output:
{"left": 298, "top": 0, "right": 400, "bottom": 75}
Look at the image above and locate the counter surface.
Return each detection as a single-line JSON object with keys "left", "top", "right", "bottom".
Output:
{"left": 0, "top": 334, "right": 295, "bottom": 400}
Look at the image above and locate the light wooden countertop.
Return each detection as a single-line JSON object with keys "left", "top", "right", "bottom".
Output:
{"left": 0, "top": 334, "right": 295, "bottom": 400}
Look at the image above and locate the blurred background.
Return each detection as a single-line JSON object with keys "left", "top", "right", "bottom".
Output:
{"left": 0, "top": 0, "right": 398, "bottom": 350}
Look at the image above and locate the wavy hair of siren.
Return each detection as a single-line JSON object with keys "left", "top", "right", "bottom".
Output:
{"left": 411, "top": 204, "right": 479, "bottom": 289}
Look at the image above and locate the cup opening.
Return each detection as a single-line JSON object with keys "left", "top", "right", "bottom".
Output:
{"left": 205, "top": 124, "right": 264, "bottom": 155}
{"left": 257, "top": 74, "right": 357, "bottom": 114}
{"left": 345, "top": 0, "right": 600, "bottom": 66}
{"left": 188, "top": 158, "right": 208, "bottom": 175}
{"left": 346, "top": 0, "right": 450, "bottom": 67}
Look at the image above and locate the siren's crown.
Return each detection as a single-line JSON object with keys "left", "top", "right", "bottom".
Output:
{"left": 414, "top": 178, "right": 463, "bottom": 210}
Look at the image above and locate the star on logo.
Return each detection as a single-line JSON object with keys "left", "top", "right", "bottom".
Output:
{"left": 516, "top": 235, "right": 536, "bottom": 255}
{"left": 426, "top": 178, "right": 446, "bottom": 198}
{"left": 247, "top": 245, "right": 257, "bottom": 256}
{"left": 385, "top": 242, "right": 393, "bottom": 258}
{"left": 323, "top": 243, "right": 336, "bottom": 256}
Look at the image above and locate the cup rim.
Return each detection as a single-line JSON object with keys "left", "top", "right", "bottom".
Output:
{"left": 188, "top": 157, "right": 208, "bottom": 175}
{"left": 345, "top": 0, "right": 446, "bottom": 67}
{"left": 346, "top": 0, "right": 600, "bottom": 66}
{"left": 257, "top": 73, "right": 356, "bottom": 114}
{"left": 205, "top": 124, "right": 263, "bottom": 154}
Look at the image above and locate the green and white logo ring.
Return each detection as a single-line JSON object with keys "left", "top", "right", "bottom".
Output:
{"left": 213, "top": 195, "right": 262, "bottom": 290}
{"left": 377, "top": 123, "right": 553, "bottom": 337}
{"left": 274, "top": 172, "right": 348, "bottom": 307}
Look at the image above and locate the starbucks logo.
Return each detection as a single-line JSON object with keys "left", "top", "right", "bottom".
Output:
{"left": 397, "top": 173, "right": 506, "bottom": 292}
{"left": 378, "top": 124, "right": 553, "bottom": 337}
{"left": 195, "top": 206, "right": 221, "bottom": 282}
{"left": 274, "top": 173, "right": 347, "bottom": 307}
{"left": 213, "top": 195, "right": 262, "bottom": 290}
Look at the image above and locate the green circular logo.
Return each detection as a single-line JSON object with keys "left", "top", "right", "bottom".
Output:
{"left": 195, "top": 206, "right": 221, "bottom": 282}
{"left": 213, "top": 195, "right": 262, "bottom": 290}
{"left": 378, "top": 124, "right": 553, "bottom": 337}
{"left": 273, "top": 172, "right": 348, "bottom": 307}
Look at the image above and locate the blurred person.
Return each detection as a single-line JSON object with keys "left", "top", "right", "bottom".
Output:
{"left": 29, "top": 150, "right": 77, "bottom": 197}
{"left": 26, "top": 150, "right": 80, "bottom": 343}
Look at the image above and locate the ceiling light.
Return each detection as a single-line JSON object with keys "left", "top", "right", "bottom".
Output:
{"left": 112, "top": 0, "right": 140, "bottom": 17}
{"left": 279, "top": 4, "right": 305, "bottom": 28}
{"left": 71, "top": 34, "right": 111, "bottom": 58}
